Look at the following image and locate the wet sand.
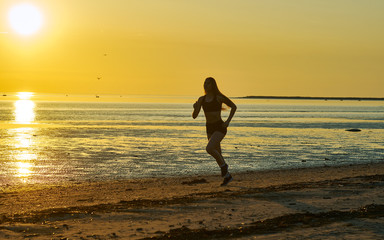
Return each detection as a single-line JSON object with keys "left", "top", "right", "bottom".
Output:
{"left": 1, "top": 163, "right": 384, "bottom": 239}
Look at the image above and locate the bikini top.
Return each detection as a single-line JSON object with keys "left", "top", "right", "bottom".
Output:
{"left": 202, "top": 95, "right": 231, "bottom": 113}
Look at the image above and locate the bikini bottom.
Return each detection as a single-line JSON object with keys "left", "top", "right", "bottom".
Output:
{"left": 206, "top": 120, "right": 227, "bottom": 136}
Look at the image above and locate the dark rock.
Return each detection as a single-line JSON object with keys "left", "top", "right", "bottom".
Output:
{"left": 346, "top": 128, "right": 361, "bottom": 132}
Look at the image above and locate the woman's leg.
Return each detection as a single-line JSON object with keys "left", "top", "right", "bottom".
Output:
{"left": 217, "top": 142, "right": 222, "bottom": 155}
{"left": 207, "top": 131, "right": 233, "bottom": 185}
{"left": 206, "top": 131, "right": 226, "bottom": 167}
{"left": 207, "top": 134, "right": 223, "bottom": 155}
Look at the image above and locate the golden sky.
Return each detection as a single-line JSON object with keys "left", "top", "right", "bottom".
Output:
{"left": 1, "top": 0, "right": 384, "bottom": 97}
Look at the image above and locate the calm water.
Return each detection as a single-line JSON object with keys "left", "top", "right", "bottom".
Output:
{"left": 1, "top": 96, "right": 383, "bottom": 185}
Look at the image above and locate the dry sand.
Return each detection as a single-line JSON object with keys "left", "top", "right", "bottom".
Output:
{"left": 1, "top": 163, "right": 384, "bottom": 239}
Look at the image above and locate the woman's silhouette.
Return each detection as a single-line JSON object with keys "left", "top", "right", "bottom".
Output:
{"left": 192, "top": 77, "right": 237, "bottom": 186}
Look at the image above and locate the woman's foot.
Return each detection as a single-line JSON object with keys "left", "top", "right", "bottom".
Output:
{"left": 221, "top": 174, "right": 233, "bottom": 186}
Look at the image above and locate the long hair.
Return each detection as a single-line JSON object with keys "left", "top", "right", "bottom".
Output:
{"left": 204, "top": 77, "right": 223, "bottom": 96}
{"left": 204, "top": 77, "right": 229, "bottom": 109}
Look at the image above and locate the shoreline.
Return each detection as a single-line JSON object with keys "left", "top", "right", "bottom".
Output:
{"left": 1, "top": 162, "right": 384, "bottom": 239}
{"left": 2, "top": 161, "right": 383, "bottom": 192}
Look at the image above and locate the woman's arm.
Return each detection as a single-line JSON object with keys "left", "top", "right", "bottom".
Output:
{"left": 192, "top": 96, "right": 204, "bottom": 119}
{"left": 219, "top": 95, "right": 237, "bottom": 127}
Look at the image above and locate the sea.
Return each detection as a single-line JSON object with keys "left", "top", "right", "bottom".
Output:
{"left": 1, "top": 94, "right": 383, "bottom": 186}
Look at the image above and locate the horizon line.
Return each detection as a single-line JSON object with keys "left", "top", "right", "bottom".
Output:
{"left": 1, "top": 92, "right": 384, "bottom": 101}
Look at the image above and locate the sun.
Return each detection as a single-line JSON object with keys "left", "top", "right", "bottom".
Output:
{"left": 8, "top": 3, "right": 43, "bottom": 35}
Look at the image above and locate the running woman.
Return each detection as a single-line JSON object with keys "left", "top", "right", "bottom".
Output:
{"left": 192, "top": 77, "right": 237, "bottom": 186}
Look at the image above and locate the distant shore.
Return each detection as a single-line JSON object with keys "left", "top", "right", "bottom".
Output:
{"left": 238, "top": 96, "right": 384, "bottom": 101}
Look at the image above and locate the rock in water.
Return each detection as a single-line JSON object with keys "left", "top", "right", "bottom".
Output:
{"left": 346, "top": 128, "right": 361, "bottom": 132}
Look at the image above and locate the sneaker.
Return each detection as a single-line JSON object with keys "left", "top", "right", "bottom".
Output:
{"left": 220, "top": 164, "right": 228, "bottom": 177}
{"left": 220, "top": 175, "right": 233, "bottom": 186}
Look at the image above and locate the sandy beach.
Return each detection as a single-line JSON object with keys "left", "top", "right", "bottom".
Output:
{"left": 1, "top": 163, "right": 384, "bottom": 239}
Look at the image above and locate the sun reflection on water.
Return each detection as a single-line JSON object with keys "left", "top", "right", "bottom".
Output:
{"left": 12, "top": 95, "right": 37, "bottom": 182}
{"left": 16, "top": 162, "right": 33, "bottom": 178}
{"left": 14, "top": 100, "right": 35, "bottom": 124}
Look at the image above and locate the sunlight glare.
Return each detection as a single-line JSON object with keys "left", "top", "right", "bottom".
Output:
{"left": 13, "top": 128, "right": 34, "bottom": 148}
{"left": 10, "top": 128, "right": 37, "bottom": 182}
{"left": 14, "top": 100, "right": 35, "bottom": 124}
{"left": 16, "top": 151, "right": 37, "bottom": 161}
{"left": 16, "top": 162, "right": 32, "bottom": 178}
{"left": 17, "top": 92, "right": 34, "bottom": 100}
{"left": 8, "top": 3, "right": 43, "bottom": 35}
